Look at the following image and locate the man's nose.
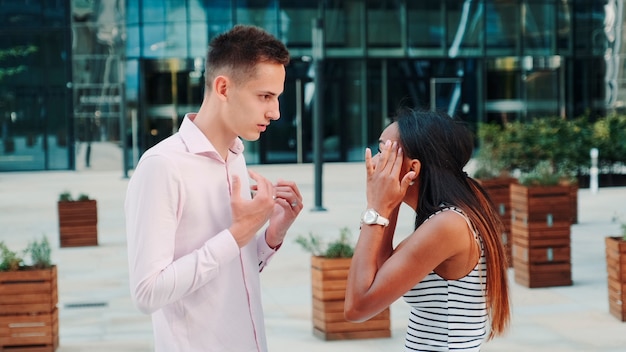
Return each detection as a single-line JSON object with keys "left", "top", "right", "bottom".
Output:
{"left": 267, "top": 102, "right": 280, "bottom": 120}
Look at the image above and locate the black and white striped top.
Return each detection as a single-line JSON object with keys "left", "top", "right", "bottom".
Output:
{"left": 402, "top": 206, "right": 487, "bottom": 352}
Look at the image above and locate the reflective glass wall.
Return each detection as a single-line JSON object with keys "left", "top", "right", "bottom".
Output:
{"left": 0, "top": 0, "right": 622, "bottom": 171}
{"left": 124, "top": 0, "right": 622, "bottom": 168}
{"left": 0, "top": 1, "right": 71, "bottom": 171}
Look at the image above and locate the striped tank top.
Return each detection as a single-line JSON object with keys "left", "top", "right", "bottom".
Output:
{"left": 402, "top": 206, "right": 487, "bottom": 352}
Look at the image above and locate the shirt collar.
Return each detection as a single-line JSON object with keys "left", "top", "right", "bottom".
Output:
{"left": 179, "top": 113, "right": 245, "bottom": 157}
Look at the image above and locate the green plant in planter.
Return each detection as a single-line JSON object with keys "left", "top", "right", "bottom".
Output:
{"left": 24, "top": 236, "right": 52, "bottom": 269}
{"left": 494, "top": 116, "right": 591, "bottom": 185}
{"left": 592, "top": 113, "right": 626, "bottom": 169}
{"left": 0, "top": 236, "right": 51, "bottom": 271}
{"left": 59, "top": 191, "right": 92, "bottom": 202}
{"left": 0, "top": 242, "right": 23, "bottom": 271}
{"left": 518, "top": 160, "right": 576, "bottom": 186}
{"left": 473, "top": 123, "right": 510, "bottom": 179}
{"left": 58, "top": 191, "right": 72, "bottom": 202}
{"left": 295, "top": 227, "right": 354, "bottom": 258}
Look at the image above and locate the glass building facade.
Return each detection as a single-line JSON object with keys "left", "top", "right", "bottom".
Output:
{"left": 0, "top": 0, "right": 624, "bottom": 171}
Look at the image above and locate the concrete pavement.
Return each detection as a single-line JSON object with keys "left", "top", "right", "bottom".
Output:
{"left": 1, "top": 161, "right": 626, "bottom": 351}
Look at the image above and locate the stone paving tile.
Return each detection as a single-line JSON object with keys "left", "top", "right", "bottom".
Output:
{"left": 1, "top": 162, "right": 625, "bottom": 352}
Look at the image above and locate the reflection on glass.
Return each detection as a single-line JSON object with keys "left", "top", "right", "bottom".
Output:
{"left": 408, "top": 2, "right": 442, "bottom": 49}
{"left": 486, "top": 1, "right": 519, "bottom": 53}
{"left": 447, "top": 0, "right": 483, "bottom": 56}
{"left": 524, "top": 2, "right": 555, "bottom": 54}
{"left": 367, "top": 1, "right": 401, "bottom": 48}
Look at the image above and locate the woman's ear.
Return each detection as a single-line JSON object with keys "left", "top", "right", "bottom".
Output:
{"left": 410, "top": 159, "right": 421, "bottom": 177}
{"left": 406, "top": 159, "right": 421, "bottom": 186}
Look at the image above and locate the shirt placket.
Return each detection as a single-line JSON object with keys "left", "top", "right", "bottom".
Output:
{"left": 225, "top": 160, "right": 263, "bottom": 352}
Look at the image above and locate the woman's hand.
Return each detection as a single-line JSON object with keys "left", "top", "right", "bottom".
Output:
{"left": 365, "top": 140, "right": 415, "bottom": 217}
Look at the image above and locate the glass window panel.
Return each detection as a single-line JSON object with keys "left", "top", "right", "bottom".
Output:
{"left": 279, "top": 0, "right": 317, "bottom": 46}
{"left": 485, "top": 1, "right": 519, "bottom": 54}
{"left": 279, "top": 4, "right": 316, "bottom": 47}
{"left": 599, "top": 0, "right": 620, "bottom": 56}
{"left": 525, "top": 69, "right": 559, "bottom": 119}
{"left": 207, "top": 1, "right": 233, "bottom": 39}
{"left": 165, "top": 0, "right": 187, "bottom": 22}
{"left": 408, "top": 2, "right": 443, "bottom": 48}
{"left": 127, "top": 0, "right": 140, "bottom": 25}
{"left": 163, "top": 22, "right": 189, "bottom": 57}
{"left": 367, "top": 1, "right": 400, "bottom": 48}
{"left": 324, "top": 2, "right": 363, "bottom": 49}
{"left": 142, "top": 23, "right": 167, "bottom": 58}
{"left": 524, "top": 1, "right": 555, "bottom": 54}
{"left": 611, "top": 57, "right": 626, "bottom": 109}
{"left": 0, "top": 88, "right": 46, "bottom": 171}
{"left": 189, "top": 22, "right": 208, "bottom": 58}
{"left": 126, "top": 24, "right": 140, "bottom": 58}
{"left": 571, "top": 57, "right": 606, "bottom": 117}
{"left": 44, "top": 0, "right": 67, "bottom": 27}
{"left": 573, "top": 1, "right": 606, "bottom": 54}
{"left": 0, "top": 30, "right": 70, "bottom": 170}
{"left": 237, "top": 0, "right": 280, "bottom": 35}
{"left": 0, "top": 0, "right": 42, "bottom": 28}
{"left": 47, "top": 86, "right": 71, "bottom": 170}
{"left": 322, "top": 59, "right": 362, "bottom": 161}
{"left": 557, "top": 1, "right": 572, "bottom": 52}
{"left": 485, "top": 58, "right": 522, "bottom": 124}
{"left": 189, "top": 0, "right": 208, "bottom": 21}
{"left": 142, "top": 0, "right": 165, "bottom": 23}
{"left": 447, "top": 0, "right": 483, "bottom": 55}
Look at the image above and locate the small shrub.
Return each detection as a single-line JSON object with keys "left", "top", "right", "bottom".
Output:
{"left": 59, "top": 191, "right": 91, "bottom": 202}
{"left": 58, "top": 191, "right": 72, "bottom": 202}
{"left": 77, "top": 193, "right": 90, "bottom": 201}
{"left": 0, "top": 236, "right": 52, "bottom": 271}
{"left": 0, "top": 242, "right": 23, "bottom": 271}
{"left": 24, "top": 236, "right": 52, "bottom": 269}
{"left": 295, "top": 227, "right": 354, "bottom": 258}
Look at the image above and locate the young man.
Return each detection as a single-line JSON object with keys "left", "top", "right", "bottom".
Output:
{"left": 125, "top": 25, "right": 303, "bottom": 352}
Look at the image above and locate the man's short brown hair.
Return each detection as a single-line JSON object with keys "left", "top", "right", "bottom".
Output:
{"left": 205, "top": 25, "right": 290, "bottom": 90}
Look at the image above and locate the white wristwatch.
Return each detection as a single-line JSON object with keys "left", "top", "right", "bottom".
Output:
{"left": 360, "top": 208, "right": 390, "bottom": 227}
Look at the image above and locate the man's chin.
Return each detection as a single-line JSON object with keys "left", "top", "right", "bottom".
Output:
{"left": 240, "top": 133, "right": 261, "bottom": 142}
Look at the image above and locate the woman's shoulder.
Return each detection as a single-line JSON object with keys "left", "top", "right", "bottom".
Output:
{"left": 423, "top": 206, "right": 469, "bottom": 232}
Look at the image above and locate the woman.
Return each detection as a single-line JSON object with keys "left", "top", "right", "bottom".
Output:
{"left": 345, "top": 108, "right": 510, "bottom": 351}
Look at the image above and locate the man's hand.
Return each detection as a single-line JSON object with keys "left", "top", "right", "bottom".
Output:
{"left": 229, "top": 170, "right": 276, "bottom": 247}
{"left": 265, "top": 179, "right": 303, "bottom": 248}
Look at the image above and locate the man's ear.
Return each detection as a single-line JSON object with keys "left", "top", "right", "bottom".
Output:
{"left": 213, "top": 75, "right": 229, "bottom": 100}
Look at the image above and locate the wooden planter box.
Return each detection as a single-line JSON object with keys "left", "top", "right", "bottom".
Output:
{"left": 57, "top": 200, "right": 98, "bottom": 247}
{"left": 569, "top": 183, "right": 578, "bottom": 224}
{"left": 510, "top": 183, "right": 573, "bottom": 288}
{"left": 0, "top": 266, "right": 59, "bottom": 351}
{"left": 311, "top": 256, "right": 391, "bottom": 340}
{"left": 477, "top": 177, "right": 518, "bottom": 267}
{"left": 605, "top": 236, "right": 626, "bottom": 321}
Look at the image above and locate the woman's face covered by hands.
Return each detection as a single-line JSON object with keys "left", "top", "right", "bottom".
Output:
{"left": 370, "top": 122, "right": 420, "bottom": 208}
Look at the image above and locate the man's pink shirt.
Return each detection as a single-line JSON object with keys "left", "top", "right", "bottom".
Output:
{"left": 125, "top": 114, "right": 278, "bottom": 351}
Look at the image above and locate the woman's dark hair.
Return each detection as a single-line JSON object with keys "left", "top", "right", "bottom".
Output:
{"left": 205, "top": 25, "right": 290, "bottom": 89}
{"left": 395, "top": 107, "right": 510, "bottom": 339}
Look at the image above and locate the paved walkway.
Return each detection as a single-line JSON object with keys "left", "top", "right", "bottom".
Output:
{"left": 1, "top": 162, "right": 625, "bottom": 351}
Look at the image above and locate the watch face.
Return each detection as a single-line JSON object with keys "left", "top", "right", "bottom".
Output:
{"left": 362, "top": 209, "right": 377, "bottom": 224}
